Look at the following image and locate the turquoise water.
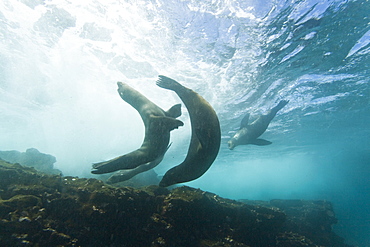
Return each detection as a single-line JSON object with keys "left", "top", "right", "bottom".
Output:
{"left": 0, "top": 0, "right": 369, "bottom": 245}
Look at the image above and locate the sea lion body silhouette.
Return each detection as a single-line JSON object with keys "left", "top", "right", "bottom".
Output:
{"left": 156, "top": 75, "right": 221, "bottom": 187}
{"left": 91, "top": 82, "right": 183, "bottom": 174}
{"left": 228, "top": 100, "right": 289, "bottom": 150}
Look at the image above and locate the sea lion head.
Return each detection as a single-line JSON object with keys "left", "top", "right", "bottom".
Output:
{"left": 228, "top": 129, "right": 245, "bottom": 150}
{"left": 228, "top": 139, "right": 236, "bottom": 150}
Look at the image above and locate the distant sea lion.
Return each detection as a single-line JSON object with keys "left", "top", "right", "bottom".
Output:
{"left": 228, "top": 100, "right": 289, "bottom": 150}
{"left": 106, "top": 144, "right": 171, "bottom": 184}
{"left": 91, "top": 82, "right": 183, "bottom": 174}
{"left": 156, "top": 75, "right": 221, "bottom": 187}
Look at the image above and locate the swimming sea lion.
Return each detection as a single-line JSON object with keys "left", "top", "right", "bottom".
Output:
{"left": 228, "top": 100, "right": 289, "bottom": 150}
{"left": 106, "top": 144, "right": 171, "bottom": 184}
{"left": 91, "top": 82, "right": 183, "bottom": 174}
{"left": 156, "top": 75, "right": 221, "bottom": 187}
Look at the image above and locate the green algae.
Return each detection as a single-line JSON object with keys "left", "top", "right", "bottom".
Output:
{"left": 1, "top": 195, "right": 41, "bottom": 210}
{"left": 0, "top": 161, "right": 351, "bottom": 247}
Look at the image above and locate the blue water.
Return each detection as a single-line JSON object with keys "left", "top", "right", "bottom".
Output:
{"left": 0, "top": 0, "right": 369, "bottom": 246}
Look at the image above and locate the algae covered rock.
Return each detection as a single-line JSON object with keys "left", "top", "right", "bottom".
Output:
{"left": 0, "top": 148, "right": 61, "bottom": 175}
{"left": 239, "top": 199, "right": 349, "bottom": 247}
{"left": 151, "top": 186, "right": 286, "bottom": 246}
{"left": 0, "top": 161, "right": 351, "bottom": 247}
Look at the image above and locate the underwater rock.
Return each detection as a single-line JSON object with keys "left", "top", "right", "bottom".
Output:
{"left": 0, "top": 160, "right": 352, "bottom": 247}
{"left": 0, "top": 148, "right": 62, "bottom": 175}
{"left": 239, "top": 199, "right": 348, "bottom": 247}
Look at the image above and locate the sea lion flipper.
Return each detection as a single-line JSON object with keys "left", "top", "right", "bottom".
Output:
{"left": 156, "top": 75, "right": 181, "bottom": 90}
{"left": 91, "top": 155, "right": 126, "bottom": 174}
{"left": 240, "top": 113, "right": 250, "bottom": 128}
{"left": 151, "top": 116, "right": 184, "bottom": 131}
{"left": 106, "top": 170, "right": 130, "bottom": 184}
{"left": 106, "top": 143, "right": 172, "bottom": 184}
{"left": 250, "top": 139, "right": 272, "bottom": 146}
{"left": 165, "top": 104, "right": 182, "bottom": 118}
{"left": 92, "top": 155, "right": 121, "bottom": 169}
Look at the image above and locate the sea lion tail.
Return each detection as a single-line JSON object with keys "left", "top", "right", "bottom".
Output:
{"left": 276, "top": 100, "right": 289, "bottom": 111}
{"left": 269, "top": 100, "right": 289, "bottom": 116}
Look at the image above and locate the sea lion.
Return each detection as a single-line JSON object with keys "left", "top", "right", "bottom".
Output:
{"left": 156, "top": 75, "right": 221, "bottom": 187}
{"left": 91, "top": 82, "right": 183, "bottom": 174}
{"left": 228, "top": 100, "right": 289, "bottom": 150}
{"left": 106, "top": 144, "right": 171, "bottom": 184}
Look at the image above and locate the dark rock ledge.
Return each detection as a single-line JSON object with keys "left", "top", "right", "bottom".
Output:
{"left": 0, "top": 160, "right": 351, "bottom": 247}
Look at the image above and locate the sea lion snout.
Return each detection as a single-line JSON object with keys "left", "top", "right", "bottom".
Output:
{"left": 117, "top": 81, "right": 125, "bottom": 88}
{"left": 228, "top": 140, "right": 235, "bottom": 150}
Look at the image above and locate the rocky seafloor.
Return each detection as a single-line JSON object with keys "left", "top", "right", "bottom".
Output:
{"left": 0, "top": 160, "right": 351, "bottom": 247}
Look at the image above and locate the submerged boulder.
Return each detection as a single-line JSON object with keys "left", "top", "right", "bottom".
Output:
{"left": 0, "top": 148, "right": 61, "bottom": 175}
{"left": 0, "top": 160, "right": 351, "bottom": 247}
{"left": 239, "top": 199, "right": 346, "bottom": 247}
